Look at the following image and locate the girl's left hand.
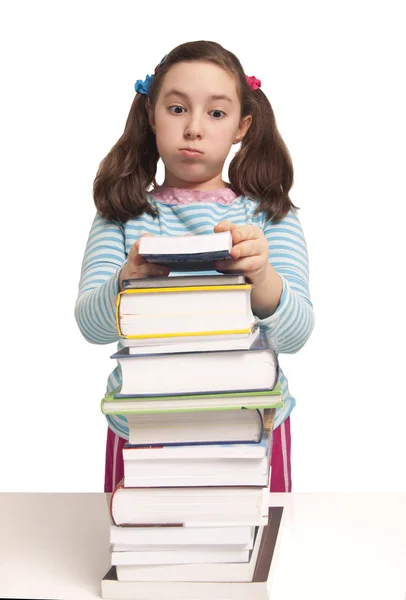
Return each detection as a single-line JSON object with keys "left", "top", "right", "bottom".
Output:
{"left": 213, "top": 221, "right": 270, "bottom": 284}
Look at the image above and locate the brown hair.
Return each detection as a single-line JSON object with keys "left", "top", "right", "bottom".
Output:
{"left": 93, "top": 40, "right": 298, "bottom": 223}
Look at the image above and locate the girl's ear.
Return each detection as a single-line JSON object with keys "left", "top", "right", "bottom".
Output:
{"left": 145, "top": 100, "right": 156, "bottom": 134}
{"left": 233, "top": 114, "right": 252, "bottom": 144}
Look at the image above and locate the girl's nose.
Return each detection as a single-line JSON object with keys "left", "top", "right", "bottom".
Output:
{"left": 185, "top": 127, "right": 203, "bottom": 140}
{"left": 184, "top": 116, "right": 203, "bottom": 140}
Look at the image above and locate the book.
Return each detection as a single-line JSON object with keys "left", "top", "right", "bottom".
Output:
{"left": 126, "top": 326, "right": 260, "bottom": 354}
{"left": 123, "top": 454, "right": 270, "bottom": 478}
{"left": 122, "top": 408, "right": 274, "bottom": 456}
{"left": 102, "top": 383, "right": 282, "bottom": 415}
{"left": 122, "top": 463, "right": 273, "bottom": 489}
{"left": 123, "top": 469, "right": 271, "bottom": 489}
{"left": 138, "top": 230, "right": 233, "bottom": 271}
{"left": 112, "top": 541, "right": 253, "bottom": 551}
{"left": 120, "top": 326, "right": 259, "bottom": 349}
{"left": 111, "top": 546, "right": 250, "bottom": 565}
{"left": 109, "top": 524, "right": 255, "bottom": 547}
{"left": 110, "top": 481, "right": 270, "bottom": 527}
{"left": 122, "top": 273, "right": 246, "bottom": 289}
{"left": 119, "top": 408, "right": 264, "bottom": 445}
{"left": 110, "top": 333, "right": 279, "bottom": 396}
{"left": 103, "top": 399, "right": 281, "bottom": 446}
{"left": 117, "top": 284, "right": 251, "bottom": 317}
{"left": 122, "top": 437, "right": 271, "bottom": 457}
{"left": 116, "top": 283, "right": 254, "bottom": 338}
{"left": 101, "top": 508, "right": 284, "bottom": 599}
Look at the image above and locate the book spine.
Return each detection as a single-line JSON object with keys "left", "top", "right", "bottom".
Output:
{"left": 257, "top": 409, "right": 264, "bottom": 443}
{"left": 115, "top": 293, "right": 123, "bottom": 336}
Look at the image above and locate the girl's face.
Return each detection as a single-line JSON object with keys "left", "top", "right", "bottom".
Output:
{"left": 147, "top": 61, "right": 252, "bottom": 190}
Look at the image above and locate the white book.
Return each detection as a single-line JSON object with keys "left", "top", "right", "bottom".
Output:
{"left": 121, "top": 442, "right": 268, "bottom": 459}
{"left": 138, "top": 230, "right": 233, "bottom": 257}
{"left": 121, "top": 408, "right": 264, "bottom": 445}
{"left": 109, "top": 524, "right": 255, "bottom": 547}
{"left": 124, "top": 473, "right": 270, "bottom": 487}
{"left": 123, "top": 455, "right": 268, "bottom": 480}
{"left": 119, "top": 310, "right": 254, "bottom": 337}
{"left": 118, "top": 286, "right": 250, "bottom": 317}
{"left": 101, "top": 577, "right": 270, "bottom": 600}
{"left": 116, "top": 279, "right": 254, "bottom": 338}
{"left": 111, "top": 334, "right": 278, "bottom": 396}
{"left": 111, "top": 541, "right": 254, "bottom": 552}
{"left": 110, "top": 485, "right": 270, "bottom": 527}
{"left": 126, "top": 326, "right": 260, "bottom": 354}
{"left": 121, "top": 327, "right": 258, "bottom": 349}
{"left": 124, "top": 461, "right": 270, "bottom": 488}
{"left": 111, "top": 546, "right": 250, "bottom": 565}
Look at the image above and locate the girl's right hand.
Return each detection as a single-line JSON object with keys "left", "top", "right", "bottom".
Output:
{"left": 119, "top": 234, "right": 170, "bottom": 291}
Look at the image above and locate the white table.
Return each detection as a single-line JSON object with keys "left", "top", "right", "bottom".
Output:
{"left": 0, "top": 492, "right": 405, "bottom": 599}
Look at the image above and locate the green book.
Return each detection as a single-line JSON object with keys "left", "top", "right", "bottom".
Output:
{"left": 101, "top": 381, "right": 283, "bottom": 415}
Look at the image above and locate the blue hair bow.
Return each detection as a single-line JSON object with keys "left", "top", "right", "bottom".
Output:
{"left": 134, "top": 54, "right": 168, "bottom": 96}
{"left": 134, "top": 74, "right": 154, "bottom": 95}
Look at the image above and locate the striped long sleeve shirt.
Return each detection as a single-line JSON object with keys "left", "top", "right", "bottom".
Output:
{"left": 75, "top": 189, "right": 315, "bottom": 438}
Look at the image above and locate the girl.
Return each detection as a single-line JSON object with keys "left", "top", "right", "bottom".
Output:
{"left": 75, "top": 40, "right": 315, "bottom": 493}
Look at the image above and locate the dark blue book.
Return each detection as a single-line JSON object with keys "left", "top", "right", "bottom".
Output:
{"left": 138, "top": 231, "right": 233, "bottom": 272}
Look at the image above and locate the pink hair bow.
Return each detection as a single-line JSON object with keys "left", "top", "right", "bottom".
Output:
{"left": 246, "top": 75, "right": 261, "bottom": 91}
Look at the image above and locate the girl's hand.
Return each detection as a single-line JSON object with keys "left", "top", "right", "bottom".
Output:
{"left": 213, "top": 221, "right": 270, "bottom": 285}
{"left": 119, "top": 234, "right": 170, "bottom": 291}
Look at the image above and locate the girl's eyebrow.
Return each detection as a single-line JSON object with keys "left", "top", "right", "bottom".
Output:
{"left": 163, "top": 89, "right": 232, "bottom": 103}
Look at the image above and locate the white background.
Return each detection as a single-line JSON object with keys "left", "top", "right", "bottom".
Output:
{"left": 1, "top": 1, "right": 405, "bottom": 492}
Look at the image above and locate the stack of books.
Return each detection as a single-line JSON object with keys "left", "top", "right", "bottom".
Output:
{"left": 101, "top": 232, "right": 285, "bottom": 600}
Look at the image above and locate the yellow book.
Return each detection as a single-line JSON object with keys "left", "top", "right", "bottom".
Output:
{"left": 116, "top": 283, "right": 254, "bottom": 339}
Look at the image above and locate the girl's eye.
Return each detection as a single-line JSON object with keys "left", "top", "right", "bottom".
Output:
{"left": 168, "top": 105, "right": 185, "bottom": 114}
{"left": 210, "top": 110, "right": 226, "bottom": 119}
{"left": 168, "top": 106, "right": 226, "bottom": 119}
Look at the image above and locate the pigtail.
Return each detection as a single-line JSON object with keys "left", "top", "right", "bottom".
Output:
{"left": 93, "top": 94, "right": 159, "bottom": 222}
{"left": 229, "top": 89, "right": 298, "bottom": 223}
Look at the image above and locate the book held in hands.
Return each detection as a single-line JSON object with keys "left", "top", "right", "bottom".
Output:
{"left": 138, "top": 230, "right": 233, "bottom": 271}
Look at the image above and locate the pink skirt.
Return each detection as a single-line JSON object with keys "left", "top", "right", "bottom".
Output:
{"left": 104, "top": 416, "right": 292, "bottom": 493}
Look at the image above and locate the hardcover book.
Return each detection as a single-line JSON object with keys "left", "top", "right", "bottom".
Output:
{"left": 138, "top": 230, "right": 234, "bottom": 271}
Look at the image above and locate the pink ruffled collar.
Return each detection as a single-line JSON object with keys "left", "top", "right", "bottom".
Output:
{"left": 149, "top": 185, "right": 238, "bottom": 205}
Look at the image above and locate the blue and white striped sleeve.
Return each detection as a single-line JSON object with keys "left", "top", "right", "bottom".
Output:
{"left": 257, "top": 208, "right": 315, "bottom": 354}
{"left": 74, "top": 213, "right": 126, "bottom": 344}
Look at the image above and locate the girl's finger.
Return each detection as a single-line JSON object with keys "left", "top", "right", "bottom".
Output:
{"left": 128, "top": 262, "right": 168, "bottom": 278}
{"left": 129, "top": 233, "right": 155, "bottom": 265}
{"left": 231, "top": 225, "right": 259, "bottom": 244}
{"left": 143, "top": 263, "right": 170, "bottom": 277}
{"left": 214, "top": 220, "right": 235, "bottom": 233}
{"left": 215, "top": 256, "right": 263, "bottom": 273}
{"left": 230, "top": 239, "right": 258, "bottom": 260}
{"left": 213, "top": 258, "right": 240, "bottom": 273}
{"left": 128, "top": 244, "right": 145, "bottom": 266}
